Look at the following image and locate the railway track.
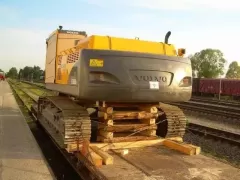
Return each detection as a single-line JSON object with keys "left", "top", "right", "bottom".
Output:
{"left": 169, "top": 101, "right": 240, "bottom": 119}
{"left": 187, "top": 123, "right": 240, "bottom": 146}
{"left": 22, "top": 80, "right": 46, "bottom": 89}
{"left": 191, "top": 96, "right": 240, "bottom": 108}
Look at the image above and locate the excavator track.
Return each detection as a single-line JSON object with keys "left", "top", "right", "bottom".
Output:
{"left": 37, "top": 96, "right": 91, "bottom": 148}
{"left": 36, "top": 94, "right": 186, "bottom": 149}
{"left": 157, "top": 103, "right": 187, "bottom": 138}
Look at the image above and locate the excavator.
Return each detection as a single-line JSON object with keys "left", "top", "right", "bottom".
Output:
{"left": 35, "top": 26, "right": 192, "bottom": 149}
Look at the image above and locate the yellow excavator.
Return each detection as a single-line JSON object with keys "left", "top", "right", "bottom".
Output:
{"left": 35, "top": 26, "right": 192, "bottom": 149}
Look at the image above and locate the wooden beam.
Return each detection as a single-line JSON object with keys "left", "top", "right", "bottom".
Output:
{"left": 81, "top": 148, "right": 103, "bottom": 167}
{"left": 140, "top": 118, "right": 156, "bottom": 125}
{"left": 79, "top": 140, "right": 103, "bottom": 167}
{"left": 66, "top": 138, "right": 165, "bottom": 152}
{"left": 138, "top": 106, "right": 158, "bottom": 113}
{"left": 93, "top": 138, "right": 164, "bottom": 151}
{"left": 99, "top": 111, "right": 158, "bottom": 120}
{"left": 90, "top": 146, "right": 113, "bottom": 165}
{"left": 166, "top": 137, "right": 183, "bottom": 142}
{"left": 188, "top": 144, "right": 201, "bottom": 155}
{"left": 139, "top": 129, "right": 157, "bottom": 136}
{"left": 162, "top": 140, "right": 200, "bottom": 155}
{"left": 98, "top": 107, "right": 114, "bottom": 114}
{"left": 97, "top": 123, "right": 157, "bottom": 132}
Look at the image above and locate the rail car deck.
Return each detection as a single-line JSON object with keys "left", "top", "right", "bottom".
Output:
{"left": 61, "top": 137, "right": 240, "bottom": 180}
{"left": 95, "top": 145, "right": 240, "bottom": 180}
{"left": 0, "top": 81, "right": 55, "bottom": 180}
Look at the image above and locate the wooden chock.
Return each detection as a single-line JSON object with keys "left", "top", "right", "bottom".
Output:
{"left": 163, "top": 139, "right": 200, "bottom": 155}
{"left": 81, "top": 139, "right": 103, "bottom": 167}
{"left": 90, "top": 146, "right": 114, "bottom": 165}
{"left": 81, "top": 139, "right": 90, "bottom": 156}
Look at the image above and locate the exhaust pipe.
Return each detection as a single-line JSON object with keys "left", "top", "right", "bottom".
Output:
{"left": 164, "top": 31, "right": 171, "bottom": 44}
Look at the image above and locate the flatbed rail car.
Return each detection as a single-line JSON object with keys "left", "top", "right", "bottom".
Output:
{"left": 33, "top": 26, "right": 206, "bottom": 179}
{"left": 32, "top": 101, "right": 240, "bottom": 180}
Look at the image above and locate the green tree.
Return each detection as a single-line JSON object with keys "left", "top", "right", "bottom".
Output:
{"left": 190, "top": 49, "right": 227, "bottom": 78}
{"left": 22, "top": 66, "right": 33, "bottom": 80}
{"left": 18, "top": 69, "right": 23, "bottom": 80}
{"left": 32, "top": 66, "right": 43, "bottom": 80}
{"left": 7, "top": 67, "right": 18, "bottom": 78}
{"left": 225, "top": 61, "right": 240, "bottom": 79}
{"left": 20, "top": 66, "right": 44, "bottom": 81}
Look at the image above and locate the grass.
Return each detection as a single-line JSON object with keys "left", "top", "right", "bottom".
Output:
{"left": 8, "top": 80, "right": 33, "bottom": 123}
{"left": 8, "top": 79, "right": 56, "bottom": 122}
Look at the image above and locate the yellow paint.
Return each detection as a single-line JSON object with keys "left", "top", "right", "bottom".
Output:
{"left": 49, "top": 33, "right": 185, "bottom": 85}
{"left": 89, "top": 59, "right": 104, "bottom": 67}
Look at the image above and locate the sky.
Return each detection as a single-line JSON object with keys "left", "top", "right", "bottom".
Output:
{"left": 1, "top": 0, "right": 240, "bottom": 73}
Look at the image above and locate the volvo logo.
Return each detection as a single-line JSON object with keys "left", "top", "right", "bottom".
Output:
{"left": 134, "top": 75, "right": 167, "bottom": 82}
{"left": 66, "top": 31, "right": 79, "bottom": 34}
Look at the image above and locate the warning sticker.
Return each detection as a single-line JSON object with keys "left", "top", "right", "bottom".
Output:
{"left": 149, "top": 81, "right": 159, "bottom": 89}
{"left": 89, "top": 59, "right": 104, "bottom": 67}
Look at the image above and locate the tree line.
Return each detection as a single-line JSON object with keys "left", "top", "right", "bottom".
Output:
{"left": 4, "top": 66, "right": 45, "bottom": 81}
{"left": 189, "top": 48, "right": 239, "bottom": 79}
{"left": 2, "top": 48, "right": 240, "bottom": 80}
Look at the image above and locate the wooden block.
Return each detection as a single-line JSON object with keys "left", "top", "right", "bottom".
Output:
{"left": 140, "top": 129, "right": 156, "bottom": 136}
{"left": 81, "top": 139, "right": 90, "bottom": 156}
{"left": 140, "top": 118, "right": 156, "bottom": 125}
{"left": 166, "top": 137, "right": 183, "bottom": 143}
{"left": 97, "top": 136, "right": 105, "bottom": 142}
{"left": 163, "top": 140, "right": 197, "bottom": 155}
{"left": 94, "top": 137, "right": 163, "bottom": 150}
{"left": 98, "top": 119, "right": 114, "bottom": 126}
{"left": 99, "top": 111, "right": 157, "bottom": 120}
{"left": 121, "top": 149, "right": 129, "bottom": 156}
{"left": 80, "top": 147, "right": 103, "bottom": 167}
{"left": 106, "top": 119, "right": 113, "bottom": 126}
{"left": 188, "top": 144, "right": 201, "bottom": 155}
{"left": 98, "top": 111, "right": 106, "bottom": 118}
{"left": 99, "top": 130, "right": 113, "bottom": 139}
{"left": 90, "top": 146, "right": 113, "bottom": 165}
{"left": 139, "top": 106, "right": 158, "bottom": 113}
{"left": 113, "top": 149, "right": 129, "bottom": 156}
{"left": 98, "top": 107, "right": 114, "bottom": 114}
{"left": 137, "top": 112, "right": 158, "bottom": 119}
{"left": 98, "top": 123, "right": 157, "bottom": 132}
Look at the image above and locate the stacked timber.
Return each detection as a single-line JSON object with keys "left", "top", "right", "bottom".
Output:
{"left": 97, "top": 104, "right": 160, "bottom": 143}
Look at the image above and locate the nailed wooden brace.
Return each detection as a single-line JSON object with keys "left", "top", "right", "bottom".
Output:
{"left": 81, "top": 140, "right": 103, "bottom": 167}
{"left": 90, "top": 146, "right": 113, "bottom": 165}
{"left": 97, "top": 123, "right": 157, "bottom": 132}
{"left": 98, "top": 111, "right": 158, "bottom": 120}
{"left": 163, "top": 139, "right": 201, "bottom": 155}
{"left": 66, "top": 137, "right": 184, "bottom": 152}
